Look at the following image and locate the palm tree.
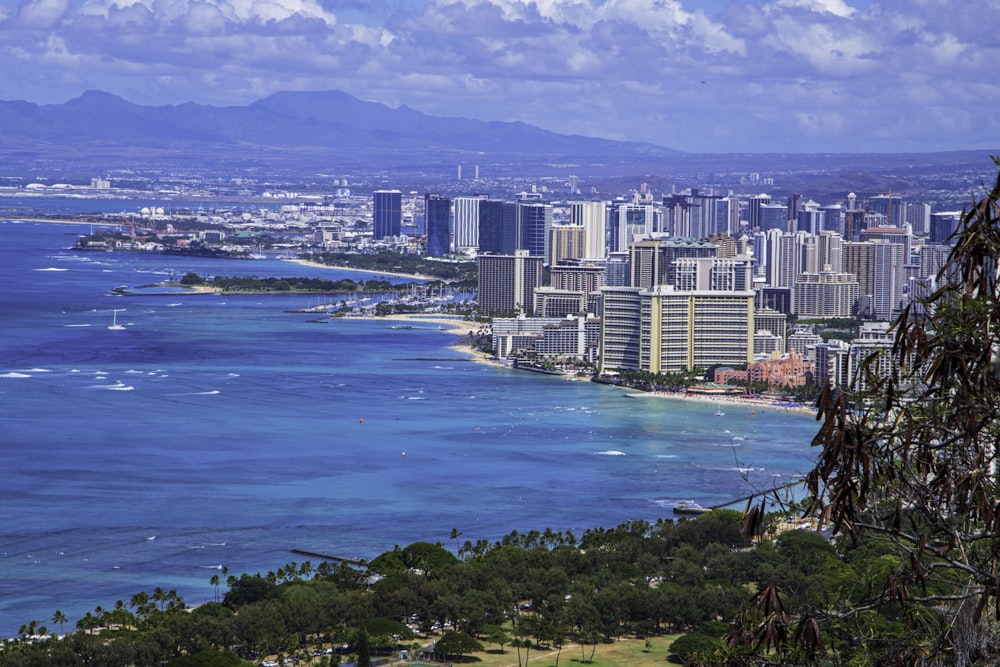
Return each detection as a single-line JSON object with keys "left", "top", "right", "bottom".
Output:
{"left": 52, "top": 610, "right": 67, "bottom": 635}
{"left": 152, "top": 587, "right": 167, "bottom": 611}
{"left": 210, "top": 573, "right": 221, "bottom": 602}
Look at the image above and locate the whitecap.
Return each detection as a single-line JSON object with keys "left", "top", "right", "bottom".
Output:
{"left": 0, "top": 372, "right": 32, "bottom": 379}
{"left": 406, "top": 396, "right": 426, "bottom": 400}
{"left": 34, "top": 267, "right": 68, "bottom": 272}
{"left": 94, "top": 382, "right": 134, "bottom": 391}
{"left": 65, "top": 323, "right": 92, "bottom": 327}
{"left": 167, "top": 303, "right": 183, "bottom": 307}
{"left": 125, "top": 370, "right": 144, "bottom": 374}
{"left": 655, "top": 454, "right": 678, "bottom": 459}
{"left": 24, "top": 368, "right": 51, "bottom": 373}
{"left": 596, "top": 450, "right": 626, "bottom": 456}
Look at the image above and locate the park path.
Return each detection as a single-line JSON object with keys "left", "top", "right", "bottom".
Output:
{"left": 497, "top": 643, "right": 579, "bottom": 667}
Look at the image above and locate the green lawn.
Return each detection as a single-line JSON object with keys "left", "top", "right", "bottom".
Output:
{"left": 393, "top": 634, "right": 682, "bottom": 667}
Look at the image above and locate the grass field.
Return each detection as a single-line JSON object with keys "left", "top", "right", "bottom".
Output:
{"left": 384, "top": 634, "right": 682, "bottom": 667}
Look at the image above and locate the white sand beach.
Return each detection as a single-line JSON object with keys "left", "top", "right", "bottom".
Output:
{"left": 284, "top": 257, "right": 436, "bottom": 281}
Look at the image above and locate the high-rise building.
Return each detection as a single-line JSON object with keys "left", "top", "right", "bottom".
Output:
{"left": 373, "top": 190, "right": 402, "bottom": 240}
{"left": 819, "top": 204, "right": 844, "bottom": 236}
{"left": 796, "top": 205, "right": 825, "bottom": 236}
{"left": 604, "top": 252, "right": 630, "bottom": 287}
{"left": 478, "top": 200, "right": 520, "bottom": 254}
{"left": 569, "top": 201, "right": 608, "bottom": 260}
{"left": 871, "top": 241, "right": 907, "bottom": 321}
{"left": 746, "top": 194, "right": 771, "bottom": 230}
{"left": 787, "top": 193, "right": 803, "bottom": 222}
{"left": 794, "top": 271, "right": 860, "bottom": 318}
{"left": 849, "top": 322, "right": 895, "bottom": 391}
{"left": 868, "top": 195, "right": 904, "bottom": 228}
{"left": 755, "top": 308, "right": 787, "bottom": 353}
{"left": 673, "top": 256, "right": 753, "bottom": 292}
{"left": 814, "top": 339, "right": 852, "bottom": 389}
{"left": 477, "top": 250, "right": 544, "bottom": 316}
{"left": 715, "top": 196, "right": 741, "bottom": 236}
{"left": 599, "top": 280, "right": 755, "bottom": 374}
{"left": 518, "top": 202, "right": 552, "bottom": 258}
{"left": 929, "top": 211, "right": 961, "bottom": 244}
{"left": 628, "top": 238, "right": 719, "bottom": 288}
{"left": 759, "top": 203, "right": 789, "bottom": 233}
{"left": 424, "top": 193, "right": 451, "bottom": 256}
{"left": 906, "top": 202, "right": 931, "bottom": 236}
{"left": 764, "top": 230, "right": 807, "bottom": 289}
{"left": 844, "top": 241, "right": 875, "bottom": 304}
{"left": 861, "top": 226, "right": 912, "bottom": 259}
{"left": 918, "top": 244, "right": 952, "bottom": 283}
{"left": 548, "top": 224, "right": 586, "bottom": 266}
{"left": 453, "top": 195, "right": 488, "bottom": 253}
{"left": 609, "top": 203, "right": 655, "bottom": 252}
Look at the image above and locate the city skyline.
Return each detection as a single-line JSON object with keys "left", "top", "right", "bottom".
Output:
{"left": 0, "top": 0, "right": 997, "bottom": 154}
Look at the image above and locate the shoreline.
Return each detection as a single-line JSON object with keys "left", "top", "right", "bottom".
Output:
{"left": 622, "top": 388, "right": 816, "bottom": 415}
{"left": 285, "top": 257, "right": 437, "bottom": 282}
{"left": 2, "top": 217, "right": 119, "bottom": 227}
{"left": 333, "top": 312, "right": 505, "bottom": 369}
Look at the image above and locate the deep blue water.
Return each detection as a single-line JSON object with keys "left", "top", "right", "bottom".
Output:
{"left": 0, "top": 219, "right": 820, "bottom": 637}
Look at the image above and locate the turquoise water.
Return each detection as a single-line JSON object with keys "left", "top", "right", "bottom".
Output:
{"left": 0, "top": 220, "right": 820, "bottom": 636}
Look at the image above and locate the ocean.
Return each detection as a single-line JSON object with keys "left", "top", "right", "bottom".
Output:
{"left": 0, "top": 217, "right": 820, "bottom": 637}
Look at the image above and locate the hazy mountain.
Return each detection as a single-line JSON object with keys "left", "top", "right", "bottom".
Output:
{"left": 0, "top": 90, "right": 679, "bottom": 163}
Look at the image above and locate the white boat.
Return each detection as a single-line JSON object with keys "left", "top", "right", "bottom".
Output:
{"left": 108, "top": 309, "right": 126, "bottom": 331}
{"left": 673, "top": 500, "right": 711, "bottom": 515}
{"left": 714, "top": 409, "right": 725, "bottom": 416}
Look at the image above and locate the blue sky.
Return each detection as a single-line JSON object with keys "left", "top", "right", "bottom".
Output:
{"left": 0, "top": 0, "right": 995, "bottom": 153}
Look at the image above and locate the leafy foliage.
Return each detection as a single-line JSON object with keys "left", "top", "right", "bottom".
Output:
{"left": 734, "top": 159, "right": 1000, "bottom": 665}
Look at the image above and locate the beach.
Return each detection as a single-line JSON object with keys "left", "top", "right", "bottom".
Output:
{"left": 333, "top": 311, "right": 504, "bottom": 368}
{"left": 623, "top": 388, "right": 817, "bottom": 415}
{"left": 285, "top": 257, "right": 436, "bottom": 281}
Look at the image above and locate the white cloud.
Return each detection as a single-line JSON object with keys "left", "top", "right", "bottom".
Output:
{"left": 0, "top": 0, "right": 997, "bottom": 151}
{"left": 14, "top": 0, "right": 70, "bottom": 28}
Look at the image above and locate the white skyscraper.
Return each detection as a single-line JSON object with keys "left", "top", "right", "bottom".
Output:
{"left": 453, "top": 195, "right": 488, "bottom": 254}
{"left": 872, "top": 241, "right": 907, "bottom": 321}
{"left": 570, "top": 201, "right": 608, "bottom": 260}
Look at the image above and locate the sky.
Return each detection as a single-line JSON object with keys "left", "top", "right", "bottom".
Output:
{"left": 0, "top": 0, "right": 997, "bottom": 153}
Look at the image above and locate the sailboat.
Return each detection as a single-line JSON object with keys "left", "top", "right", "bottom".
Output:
{"left": 108, "top": 309, "right": 126, "bottom": 330}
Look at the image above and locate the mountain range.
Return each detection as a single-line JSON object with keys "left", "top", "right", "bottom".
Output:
{"left": 0, "top": 90, "right": 677, "bottom": 169}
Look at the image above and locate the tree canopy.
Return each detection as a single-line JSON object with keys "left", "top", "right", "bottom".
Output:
{"left": 734, "top": 159, "right": 1000, "bottom": 665}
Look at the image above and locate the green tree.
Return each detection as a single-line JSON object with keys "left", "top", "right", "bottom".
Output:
{"left": 52, "top": 609, "right": 67, "bottom": 635}
{"left": 738, "top": 159, "right": 1000, "bottom": 664}
{"left": 483, "top": 624, "right": 511, "bottom": 653}
{"left": 434, "top": 631, "right": 484, "bottom": 659}
{"left": 354, "top": 627, "right": 371, "bottom": 667}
